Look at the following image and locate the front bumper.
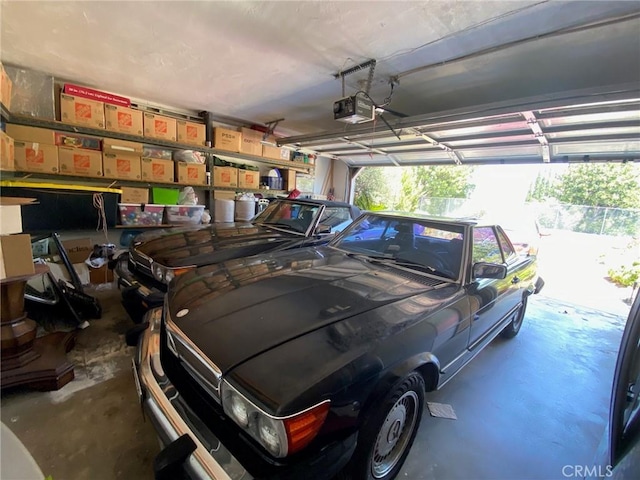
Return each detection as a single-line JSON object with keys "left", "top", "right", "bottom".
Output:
{"left": 135, "top": 308, "right": 356, "bottom": 480}
{"left": 116, "top": 254, "right": 165, "bottom": 323}
{"left": 135, "top": 308, "right": 249, "bottom": 480}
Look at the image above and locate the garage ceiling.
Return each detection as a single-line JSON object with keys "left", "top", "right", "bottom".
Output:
{"left": 1, "top": 1, "right": 639, "bottom": 166}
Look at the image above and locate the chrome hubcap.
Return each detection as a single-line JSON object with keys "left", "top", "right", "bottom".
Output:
{"left": 371, "top": 391, "right": 419, "bottom": 478}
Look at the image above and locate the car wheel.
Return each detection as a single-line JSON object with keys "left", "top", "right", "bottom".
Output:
{"left": 345, "top": 373, "right": 425, "bottom": 480}
{"left": 500, "top": 295, "right": 528, "bottom": 339}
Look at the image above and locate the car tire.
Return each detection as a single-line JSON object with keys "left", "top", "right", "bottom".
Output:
{"left": 343, "top": 372, "right": 425, "bottom": 480}
{"left": 500, "top": 295, "right": 528, "bottom": 339}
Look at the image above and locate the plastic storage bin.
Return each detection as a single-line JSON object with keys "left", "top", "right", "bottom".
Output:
{"left": 152, "top": 187, "right": 180, "bottom": 205}
{"left": 260, "top": 176, "right": 283, "bottom": 190}
{"left": 118, "top": 204, "right": 164, "bottom": 226}
{"left": 214, "top": 199, "right": 234, "bottom": 223}
{"left": 166, "top": 205, "right": 205, "bottom": 225}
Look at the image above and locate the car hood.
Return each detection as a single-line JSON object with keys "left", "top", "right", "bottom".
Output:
{"left": 167, "top": 247, "right": 448, "bottom": 373}
{"left": 134, "top": 223, "right": 301, "bottom": 267}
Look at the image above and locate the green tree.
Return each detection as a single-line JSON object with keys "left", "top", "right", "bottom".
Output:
{"left": 558, "top": 163, "right": 640, "bottom": 208}
{"left": 556, "top": 163, "right": 640, "bottom": 234}
{"left": 526, "top": 172, "right": 557, "bottom": 202}
{"left": 396, "top": 165, "right": 475, "bottom": 212}
{"left": 353, "top": 167, "right": 393, "bottom": 210}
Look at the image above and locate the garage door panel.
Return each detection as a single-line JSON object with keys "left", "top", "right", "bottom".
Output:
{"left": 446, "top": 134, "right": 537, "bottom": 147}
{"left": 547, "top": 126, "right": 640, "bottom": 140}
{"left": 459, "top": 145, "right": 542, "bottom": 160}
{"left": 540, "top": 110, "right": 640, "bottom": 127}
{"left": 394, "top": 151, "right": 454, "bottom": 162}
{"left": 552, "top": 140, "right": 640, "bottom": 156}
{"left": 429, "top": 119, "right": 530, "bottom": 139}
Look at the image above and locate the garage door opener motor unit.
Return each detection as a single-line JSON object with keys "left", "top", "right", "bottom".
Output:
{"left": 333, "top": 95, "right": 374, "bottom": 124}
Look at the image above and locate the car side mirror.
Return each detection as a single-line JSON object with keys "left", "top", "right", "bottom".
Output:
{"left": 473, "top": 262, "right": 507, "bottom": 279}
{"left": 316, "top": 224, "right": 332, "bottom": 235}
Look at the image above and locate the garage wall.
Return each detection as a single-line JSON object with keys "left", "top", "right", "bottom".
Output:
{"left": 311, "top": 157, "right": 349, "bottom": 202}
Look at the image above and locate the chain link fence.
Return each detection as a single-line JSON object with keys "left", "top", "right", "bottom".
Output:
{"left": 417, "top": 197, "right": 640, "bottom": 237}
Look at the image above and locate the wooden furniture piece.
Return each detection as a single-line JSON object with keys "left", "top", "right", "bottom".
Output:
{"left": 1, "top": 264, "right": 75, "bottom": 391}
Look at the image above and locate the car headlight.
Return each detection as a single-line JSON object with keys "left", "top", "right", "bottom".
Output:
{"left": 221, "top": 380, "right": 329, "bottom": 458}
{"left": 151, "top": 263, "right": 195, "bottom": 284}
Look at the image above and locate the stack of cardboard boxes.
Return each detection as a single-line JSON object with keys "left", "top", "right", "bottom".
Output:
{"left": 59, "top": 84, "right": 207, "bottom": 147}
{"left": 5, "top": 125, "right": 208, "bottom": 185}
{"left": 2, "top": 79, "right": 309, "bottom": 193}
{"left": 211, "top": 126, "right": 293, "bottom": 163}
{"left": 1, "top": 62, "right": 15, "bottom": 172}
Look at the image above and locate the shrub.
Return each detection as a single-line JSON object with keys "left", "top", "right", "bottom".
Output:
{"left": 608, "top": 261, "right": 640, "bottom": 287}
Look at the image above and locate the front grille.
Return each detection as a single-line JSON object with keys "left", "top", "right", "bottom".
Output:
{"left": 130, "top": 248, "right": 153, "bottom": 279}
{"left": 159, "top": 327, "right": 287, "bottom": 476}
{"left": 165, "top": 312, "right": 222, "bottom": 403}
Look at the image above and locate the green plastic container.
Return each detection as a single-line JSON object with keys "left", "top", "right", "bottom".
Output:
{"left": 152, "top": 187, "right": 180, "bottom": 205}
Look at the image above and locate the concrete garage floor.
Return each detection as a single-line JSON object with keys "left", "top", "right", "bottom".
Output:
{"left": 0, "top": 287, "right": 627, "bottom": 480}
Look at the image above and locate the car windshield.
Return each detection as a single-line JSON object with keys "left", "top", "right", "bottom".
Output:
{"left": 318, "top": 206, "right": 355, "bottom": 233}
{"left": 254, "top": 200, "right": 321, "bottom": 234}
{"left": 332, "top": 214, "right": 465, "bottom": 279}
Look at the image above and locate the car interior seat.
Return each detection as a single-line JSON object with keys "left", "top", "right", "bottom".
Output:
{"left": 387, "top": 223, "right": 415, "bottom": 253}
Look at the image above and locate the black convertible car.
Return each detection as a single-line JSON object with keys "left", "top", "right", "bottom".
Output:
{"left": 133, "top": 212, "right": 543, "bottom": 480}
{"left": 116, "top": 198, "right": 359, "bottom": 322}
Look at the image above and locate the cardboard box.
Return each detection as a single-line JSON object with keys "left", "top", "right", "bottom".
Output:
{"left": 105, "top": 104, "right": 144, "bottom": 136}
{"left": 6, "top": 124, "right": 57, "bottom": 145}
{"left": 0, "top": 130, "right": 15, "bottom": 171}
{"left": 0, "top": 209, "right": 21, "bottom": 236}
{"left": 60, "top": 93, "right": 105, "bottom": 128}
{"left": 141, "top": 157, "right": 174, "bottom": 183}
{"left": 62, "top": 238, "right": 92, "bottom": 264}
{"left": 238, "top": 169, "right": 260, "bottom": 189}
{"left": 213, "top": 165, "right": 238, "bottom": 187}
{"left": 103, "top": 153, "right": 142, "bottom": 180}
{"left": 177, "top": 120, "right": 206, "bottom": 146}
{"left": 143, "top": 113, "right": 177, "bottom": 142}
{"left": 58, "top": 146, "right": 103, "bottom": 177}
{"left": 0, "top": 205, "right": 23, "bottom": 235}
{"left": 14, "top": 142, "right": 59, "bottom": 173}
{"left": 176, "top": 162, "right": 207, "bottom": 185}
{"left": 0, "top": 234, "right": 35, "bottom": 280}
{"left": 89, "top": 264, "right": 114, "bottom": 284}
{"left": 0, "top": 62, "right": 12, "bottom": 110}
{"left": 103, "top": 137, "right": 144, "bottom": 155}
{"left": 0, "top": 197, "right": 37, "bottom": 235}
{"left": 240, "top": 128, "right": 263, "bottom": 156}
{"left": 262, "top": 135, "right": 291, "bottom": 161}
{"left": 281, "top": 169, "right": 297, "bottom": 191}
{"left": 54, "top": 132, "right": 102, "bottom": 151}
{"left": 121, "top": 187, "right": 149, "bottom": 204}
{"left": 213, "top": 128, "right": 241, "bottom": 152}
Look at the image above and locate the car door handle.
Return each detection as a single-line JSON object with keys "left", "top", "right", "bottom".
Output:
{"left": 473, "top": 314, "right": 480, "bottom": 321}
{"left": 512, "top": 276, "right": 520, "bottom": 284}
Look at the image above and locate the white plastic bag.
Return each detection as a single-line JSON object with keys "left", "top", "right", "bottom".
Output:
{"left": 178, "top": 187, "right": 198, "bottom": 205}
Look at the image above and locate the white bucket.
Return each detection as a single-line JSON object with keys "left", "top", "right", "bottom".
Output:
{"left": 235, "top": 199, "right": 256, "bottom": 222}
{"left": 214, "top": 199, "right": 235, "bottom": 223}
